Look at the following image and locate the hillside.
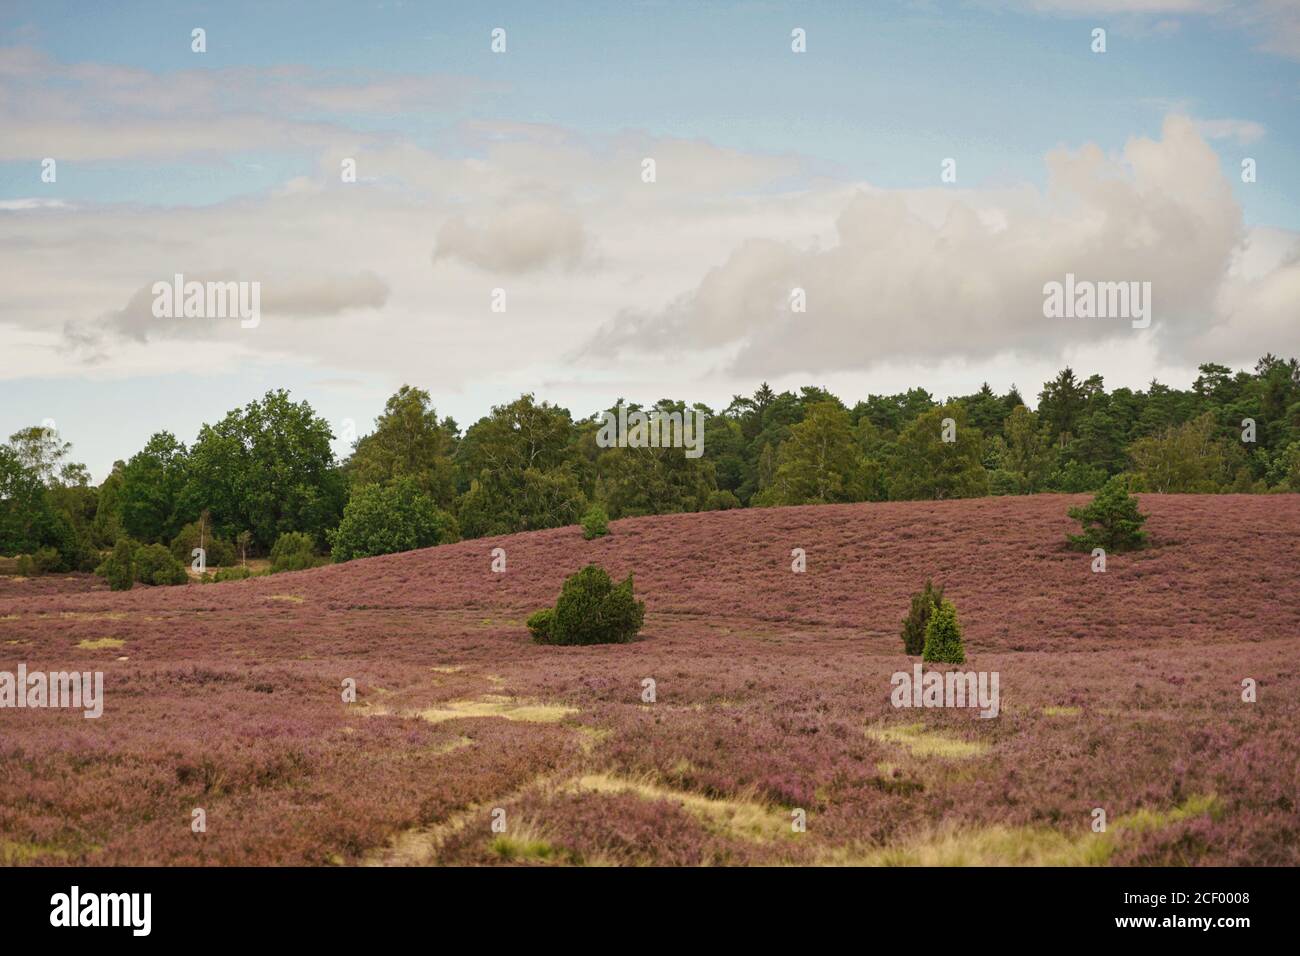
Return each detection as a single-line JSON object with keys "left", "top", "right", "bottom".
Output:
{"left": 1, "top": 494, "right": 1297, "bottom": 866}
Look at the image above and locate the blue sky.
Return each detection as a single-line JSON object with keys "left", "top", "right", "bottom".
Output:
{"left": 1, "top": 1, "right": 1298, "bottom": 479}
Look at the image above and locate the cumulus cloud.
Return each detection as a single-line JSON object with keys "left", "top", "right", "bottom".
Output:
{"left": 433, "top": 200, "right": 587, "bottom": 273}
{"left": 582, "top": 116, "right": 1281, "bottom": 374}
{"left": 65, "top": 271, "right": 389, "bottom": 348}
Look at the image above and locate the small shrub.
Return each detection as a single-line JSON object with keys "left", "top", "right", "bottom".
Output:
{"left": 526, "top": 607, "right": 555, "bottom": 642}
{"left": 581, "top": 505, "right": 610, "bottom": 540}
{"left": 704, "top": 489, "right": 741, "bottom": 511}
{"left": 900, "top": 579, "right": 944, "bottom": 656}
{"left": 201, "top": 565, "right": 260, "bottom": 584}
{"left": 532, "top": 564, "right": 645, "bottom": 646}
{"left": 270, "top": 532, "right": 322, "bottom": 573}
{"left": 922, "top": 598, "right": 966, "bottom": 664}
{"left": 1067, "top": 475, "right": 1148, "bottom": 553}
{"left": 14, "top": 554, "right": 33, "bottom": 576}
{"left": 100, "top": 538, "right": 136, "bottom": 592}
{"left": 133, "top": 543, "right": 188, "bottom": 586}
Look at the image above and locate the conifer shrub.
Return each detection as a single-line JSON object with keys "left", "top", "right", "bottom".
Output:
{"left": 1067, "top": 475, "right": 1148, "bottom": 553}
{"left": 99, "top": 538, "right": 136, "bottom": 592}
{"left": 900, "top": 579, "right": 944, "bottom": 656}
{"left": 526, "top": 607, "right": 555, "bottom": 642}
{"left": 270, "top": 531, "right": 323, "bottom": 573}
{"left": 922, "top": 598, "right": 966, "bottom": 664}
{"left": 581, "top": 505, "right": 610, "bottom": 540}
{"left": 133, "top": 543, "right": 188, "bottom": 586}
{"left": 531, "top": 564, "right": 644, "bottom": 645}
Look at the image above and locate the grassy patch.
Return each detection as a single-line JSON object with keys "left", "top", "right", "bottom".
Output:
{"left": 491, "top": 824, "right": 561, "bottom": 862}
{"left": 413, "top": 695, "right": 577, "bottom": 724}
{"left": 570, "top": 773, "right": 791, "bottom": 842}
{"left": 825, "top": 794, "right": 1221, "bottom": 866}
{"left": 61, "top": 611, "right": 127, "bottom": 621}
{"left": 76, "top": 637, "right": 125, "bottom": 650}
{"left": 267, "top": 594, "right": 304, "bottom": 603}
{"left": 1043, "top": 706, "right": 1082, "bottom": 717}
{"left": 866, "top": 722, "right": 989, "bottom": 758}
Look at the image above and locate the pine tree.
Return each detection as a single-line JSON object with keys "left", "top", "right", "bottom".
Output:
{"left": 1066, "top": 475, "right": 1148, "bottom": 552}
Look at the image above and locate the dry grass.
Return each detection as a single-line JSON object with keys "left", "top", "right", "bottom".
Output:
{"left": 569, "top": 773, "right": 791, "bottom": 842}
{"left": 866, "top": 722, "right": 989, "bottom": 758}
{"left": 411, "top": 695, "right": 578, "bottom": 725}
{"left": 75, "top": 637, "right": 125, "bottom": 650}
{"left": 825, "top": 794, "right": 1220, "bottom": 866}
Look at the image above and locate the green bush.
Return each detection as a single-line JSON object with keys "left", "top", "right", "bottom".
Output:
{"left": 532, "top": 564, "right": 645, "bottom": 646}
{"left": 169, "top": 523, "right": 236, "bottom": 568}
{"left": 704, "top": 489, "right": 741, "bottom": 510}
{"left": 526, "top": 607, "right": 555, "bottom": 642}
{"left": 133, "top": 543, "right": 188, "bottom": 586}
{"left": 14, "top": 554, "right": 33, "bottom": 576}
{"left": 329, "top": 479, "right": 459, "bottom": 562}
{"left": 201, "top": 565, "right": 260, "bottom": 583}
{"left": 900, "top": 579, "right": 944, "bottom": 656}
{"left": 922, "top": 598, "right": 966, "bottom": 664}
{"left": 269, "top": 531, "right": 322, "bottom": 573}
{"left": 580, "top": 505, "right": 609, "bottom": 540}
{"left": 100, "top": 538, "right": 136, "bottom": 591}
{"left": 1067, "top": 475, "right": 1148, "bottom": 553}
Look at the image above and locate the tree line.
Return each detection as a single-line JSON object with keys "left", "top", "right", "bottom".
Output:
{"left": 2, "top": 355, "right": 1298, "bottom": 574}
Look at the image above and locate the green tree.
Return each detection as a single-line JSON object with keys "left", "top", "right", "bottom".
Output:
{"left": 754, "top": 401, "right": 870, "bottom": 505}
{"left": 120, "top": 431, "right": 189, "bottom": 543}
{"left": 1128, "top": 412, "right": 1241, "bottom": 493}
{"left": 348, "top": 385, "right": 458, "bottom": 507}
{"left": 890, "top": 405, "right": 988, "bottom": 500}
{"left": 1066, "top": 475, "right": 1148, "bottom": 552}
{"left": 330, "top": 478, "right": 459, "bottom": 562}
{"left": 183, "top": 390, "right": 344, "bottom": 549}
{"left": 1001, "top": 405, "right": 1053, "bottom": 493}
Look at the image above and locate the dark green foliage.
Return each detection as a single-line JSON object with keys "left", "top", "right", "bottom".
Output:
{"left": 182, "top": 389, "right": 345, "bottom": 550}
{"left": 526, "top": 607, "right": 555, "bottom": 642}
{"left": 1067, "top": 476, "right": 1149, "bottom": 553}
{"left": 133, "top": 543, "right": 188, "bottom": 586}
{"left": 100, "top": 538, "right": 136, "bottom": 591}
{"left": 533, "top": 564, "right": 645, "bottom": 646}
{"left": 922, "top": 598, "right": 966, "bottom": 664}
{"left": 119, "top": 431, "right": 188, "bottom": 543}
{"left": 901, "top": 579, "right": 944, "bottom": 656}
{"left": 269, "top": 531, "right": 323, "bottom": 573}
{"left": 31, "top": 546, "right": 62, "bottom": 574}
{"left": 202, "top": 565, "right": 261, "bottom": 583}
{"left": 703, "top": 489, "right": 741, "bottom": 510}
{"left": 169, "top": 520, "right": 236, "bottom": 567}
{"left": 581, "top": 505, "right": 609, "bottom": 540}
{"left": 329, "top": 479, "right": 459, "bottom": 562}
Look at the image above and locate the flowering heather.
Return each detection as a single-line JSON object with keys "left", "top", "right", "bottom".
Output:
{"left": 1, "top": 495, "right": 1297, "bottom": 866}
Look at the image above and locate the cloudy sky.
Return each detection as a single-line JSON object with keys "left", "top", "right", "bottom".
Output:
{"left": 1, "top": 0, "right": 1298, "bottom": 480}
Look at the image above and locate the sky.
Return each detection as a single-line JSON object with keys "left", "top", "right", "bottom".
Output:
{"left": 1, "top": 0, "right": 1298, "bottom": 480}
